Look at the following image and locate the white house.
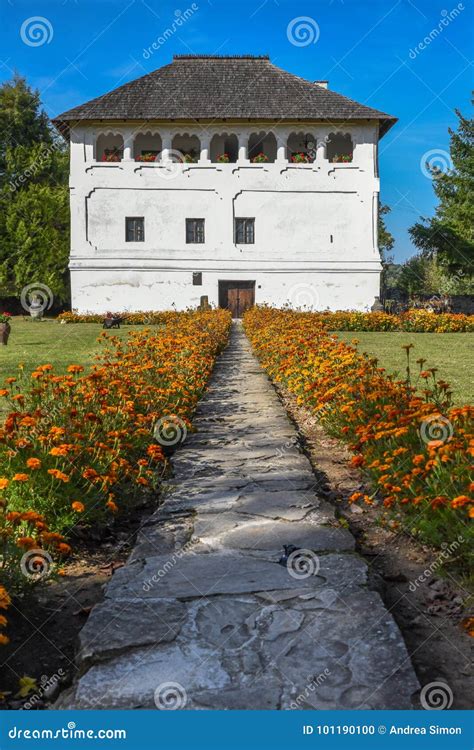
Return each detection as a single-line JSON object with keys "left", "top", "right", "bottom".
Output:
{"left": 53, "top": 55, "right": 396, "bottom": 316}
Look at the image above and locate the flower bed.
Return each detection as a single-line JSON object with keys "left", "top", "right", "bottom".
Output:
{"left": 0, "top": 309, "right": 231, "bottom": 647}
{"left": 58, "top": 311, "right": 174, "bottom": 325}
{"left": 294, "top": 310, "right": 474, "bottom": 333}
{"left": 244, "top": 307, "right": 473, "bottom": 566}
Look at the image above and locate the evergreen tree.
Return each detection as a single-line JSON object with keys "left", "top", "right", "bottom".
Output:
{"left": 0, "top": 74, "right": 51, "bottom": 179}
{"left": 409, "top": 109, "right": 474, "bottom": 274}
{"left": 0, "top": 75, "right": 69, "bottom": 303}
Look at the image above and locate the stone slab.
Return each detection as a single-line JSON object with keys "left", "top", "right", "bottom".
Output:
{"left": 105, "top": 552, "right": 367, "bottom": 600}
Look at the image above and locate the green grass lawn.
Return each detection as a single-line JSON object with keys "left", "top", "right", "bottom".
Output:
{"left": 336, "top": 331, "right": 474, "bottom": 405}
{"left": 0, "top": 317, "right": 159, "bottom": 381}
{"left": 1, "top": 320, "right": 472, "bottom": 406}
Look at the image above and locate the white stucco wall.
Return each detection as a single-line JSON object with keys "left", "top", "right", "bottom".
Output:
{"left": 68, "top": 121, "right": 383, "bottom": 313}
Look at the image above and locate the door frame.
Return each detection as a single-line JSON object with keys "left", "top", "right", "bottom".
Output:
{"left": 218, "top": 280, "right": 256, "bottom": 318}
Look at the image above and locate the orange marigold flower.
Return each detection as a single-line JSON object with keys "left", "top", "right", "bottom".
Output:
{"left": 12, "top": 473, "right": 29, "bottom": 482}
{"left": 106, "top": 498, "right": 118, "bottom": 513}
{"left": 47, "top": 469, "right": 70, "bottom": 483}
{"left": 57, "top": 543, "right": 71, "bottom": 556}
{"left": 0, "top": 479, "right": 9, "bottom": 490}
{"left": 16, "top": 536, "right": 36, "bottom": 550}
{"left": 350, "top": 455, "right": 364, "bottom": 467}
{"left": 26, "top": 458, "right": 41, "bottom": 470}
{"left": 71, "top": 501, "right": 85, "bottom": 513}
{"left": 0, "top": 634, "right": 9, "bottom": 646}
{"left": 49, "top": 446, "right": 68, "bottom": 457}
{"left": 451, "top": 495, "right": 471, "bottom": 509}
{"left": 412, "top": 454, "right": 425, "bottom": 466}
{"left": 0, "top": 586, "right": 11, "bottom": 610}
{"left": 82, "top": 468, "right": 99, "bottom": 480}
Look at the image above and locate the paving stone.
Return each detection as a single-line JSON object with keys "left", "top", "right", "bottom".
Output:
{"left": 60, "top": 323, "right": 419, "bottom": 711}
{"left": 78, "top": 599, "right": 187, "bottom": 664}
{"left": 193, "top": 513, "right": 354, "bottom": 552}
{"left": 106, "top": 551, "right": 365, "bottom": 599}
{"left": 71, "top": 643, "right": 232, "bottom": 709}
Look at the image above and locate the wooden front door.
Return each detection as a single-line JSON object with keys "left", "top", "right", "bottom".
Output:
{"left": 219, "top": 281, "right": 255, "bottom": 318}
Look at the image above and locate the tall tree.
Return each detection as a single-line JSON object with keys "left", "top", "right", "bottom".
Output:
{"left": 0, "top": 74, "right": 51, "bottom": 179}
{"left": 0, "top": 75, "right": 69, "bottom": 303}
{"left": 409, "top": 109, "right": 474, "bottom": 274}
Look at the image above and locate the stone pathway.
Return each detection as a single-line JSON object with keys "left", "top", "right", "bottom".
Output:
{"left": 60, "top": 324, "right": 419, "bottom": 710}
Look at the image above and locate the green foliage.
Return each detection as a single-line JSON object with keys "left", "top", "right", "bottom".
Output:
{"left": 0, "top": 74, "right": 51, "bottom": 176}
{"left": 410, "top": 109, "right": 474, "bottom": 274}
{"left": 0, "top": 75, "right": 69, "bottom": 302}
{"left": 398, "top": 254, "right": 473, "bottom": 297}
{"left": 378, "top": 202, "right": 395, "bottom": 262}
{"left": 3, "top": 182, "right": 70, "bottom": 301}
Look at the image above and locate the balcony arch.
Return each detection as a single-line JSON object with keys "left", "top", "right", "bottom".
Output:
{"left": 96, "top": 132, "right": 124, "bottom": 162}
{"left": 171, "top": 133, "right": 200, "bottom": 163}
{"left": 327, "top": 132, "right": 354, "bottom": 163}
{"left": 287, "top": 131, "right": 316, "bottom": 163}
{"left": 210, "top": 133, "right": 238, "bottom": 163}
{"left": 248, "top": 131, "right": 277, "bottom": 163}
{"left": 133, "top": 131, "right": 162, "bottom": 162}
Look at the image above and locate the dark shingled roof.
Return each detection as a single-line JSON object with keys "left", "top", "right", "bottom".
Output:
{"left": 53, "top": 55, "right": 397, "bottom": 137}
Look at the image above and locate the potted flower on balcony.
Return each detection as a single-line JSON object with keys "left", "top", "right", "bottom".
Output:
{"left": 136, "top": 151, "right": 158, "bottom": 162}
{"left": 291, "top": 152, "right": 312, "bottom": 164}
{"left": 217, "top": 153, "right": 230, "bottom": 163}
{"left": 183, "top": 153, "right": 198, "bottom": 163}
{"left": 251, "top": 152, "right": 269, "bottom": 163}
{"left": 102, "top": 148, "right": 123, "bottom": 162}
{"left": 332, "top": 153, "right": 353, "bottom": 163}
{"left": 0, "top": 312, "right": 12, "bottom": 345}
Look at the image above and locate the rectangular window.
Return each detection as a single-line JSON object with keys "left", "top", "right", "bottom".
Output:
{"left": 186, "top": 218, "right": 205, "bottom": 244}
{"left": 235, "top": 218, "right": 255, "bottom": 244}
{"left": 125, "top": 217, "right": 144, "bottom": 242}
{"left": 192, "top": 272, "right": 203, "bottom": 286}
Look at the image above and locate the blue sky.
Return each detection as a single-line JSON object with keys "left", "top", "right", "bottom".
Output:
{"left": 1, "top": 0, "right": 472, "bottom": 262}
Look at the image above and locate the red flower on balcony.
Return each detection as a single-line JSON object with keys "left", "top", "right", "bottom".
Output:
{"left": 251, "top": 152, "right": 269, "bottom": 163}
{"left": 101, "top": 149, "right": 123, "bottom": 162}
{"left": 290, "top": 152, "right": 312, "bottom": 164}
